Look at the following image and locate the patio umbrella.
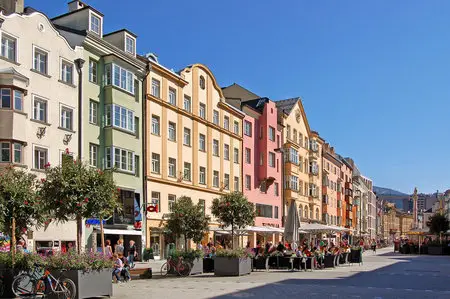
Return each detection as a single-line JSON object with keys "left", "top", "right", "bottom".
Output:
{"left": 284, "top": 201, "right": 300, "bottom": 246}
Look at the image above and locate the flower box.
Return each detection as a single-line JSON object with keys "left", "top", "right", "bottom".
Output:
{"left": 214, "top": 257, "right": 251, "bottom": 276}
{"left": 50, "top": 269, "right": 112, "bottom": 299}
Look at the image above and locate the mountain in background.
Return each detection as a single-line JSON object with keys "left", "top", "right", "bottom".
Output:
{"left": 373, "top": 186, "right": 409, "bottom": 196}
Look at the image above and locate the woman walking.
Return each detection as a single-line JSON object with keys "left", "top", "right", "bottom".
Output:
{"left": 127, "top": 240, "right": 137, "bottom": 269}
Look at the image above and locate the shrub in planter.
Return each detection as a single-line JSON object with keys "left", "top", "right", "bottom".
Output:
{"left": 214, "top": 249, "right": 252, "bottom": 276}
{"left": 143, "top": 248, "right": 154, "bottom": 261}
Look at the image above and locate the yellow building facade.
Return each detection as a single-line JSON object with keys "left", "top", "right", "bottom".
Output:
{"left": 276, "top": 99, "right": 323, "bottom": 223}
{"left": 144, "top": 60, "right": 244, "bottom": 258}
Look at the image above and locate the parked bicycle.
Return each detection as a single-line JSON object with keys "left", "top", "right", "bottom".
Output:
{"left": 12, "top": 263, "right": 76, "bottom": 299}
{"left": 160, "top": 256, "right": 191, "bottom": 277}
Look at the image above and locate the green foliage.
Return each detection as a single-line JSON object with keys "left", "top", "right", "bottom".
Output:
{"left": 143, "top": 248, "right": 154, "bottom": 261}
{"left": 0, "top": 252, "right": 44, "bottom": 269}
{"left": 426, "top": 213, "right": 450, "bottom": 235}
{"left": 169, "top": 249, "right": 203, "bottom": 261}
{"left": 216, "top": 248, "right": 252, "bottom": 259}
{"left": 165, "top": 196, "right": 209, "bottom": 249}
{"left": 211, "top": 192, "right": 255, "bottom": 247}
{"left": 0, "top": 166, "right": 46, "bottom": 238}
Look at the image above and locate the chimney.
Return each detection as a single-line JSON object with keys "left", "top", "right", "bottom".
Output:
{"left": 0, "top": 0, "right": 24, "bottom": 14}
{"left": 68, "top": 0, "right": 86, "bottom": 12}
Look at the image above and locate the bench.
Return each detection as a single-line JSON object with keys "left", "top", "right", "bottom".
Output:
{"left": 129, "top": 267, "right": 152, "bottom": 279}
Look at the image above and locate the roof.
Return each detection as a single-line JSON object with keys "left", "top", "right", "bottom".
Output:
{"left": 222, "top": 83, "right": 260, "bottom": 99}
{"left": 104, "top": 28, "right": 137, "bottom": 38}
{"left": 51, "top": 4, "right": 104, "bottom": 21}
{"left": 241, "top": 97, "right": 270, "bottom": 113}
{"left": 275, "top": 97, "right": 299, "bottom": 116}
{"left": 0, "top": 67, "right": 29, "bottom": 84}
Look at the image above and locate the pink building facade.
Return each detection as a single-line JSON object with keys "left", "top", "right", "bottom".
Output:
{"left": 241, "top": 98, "right": 282, "bottom": 229}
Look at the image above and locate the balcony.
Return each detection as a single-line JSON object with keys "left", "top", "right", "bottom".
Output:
{"left": 345, "top": 181, "right": 353, "bottom": 190}
{"left": 322, "top": 195, "right": 329, "bottom": 204}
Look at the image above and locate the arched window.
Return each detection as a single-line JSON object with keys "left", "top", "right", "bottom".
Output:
{"left": 199, "top": 75, "right": 206, "bottom": 90}
{"left": 310, "top": 208, "right": 313, "bottom": 219}
{"left": 304, "top": 205, "right": 309, "bottom": 219}
{"left": 299, "top": 206, "right": 302, "bottom": 220}
{"left": 315, "top": 208, "right": 319, "bottom": 220}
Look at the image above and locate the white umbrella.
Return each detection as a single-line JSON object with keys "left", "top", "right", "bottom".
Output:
{"left": 284, "top": 201, "right": 300, "bottom": 245}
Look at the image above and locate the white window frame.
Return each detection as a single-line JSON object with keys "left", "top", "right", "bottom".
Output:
{"left": 168, "top": 157, "right": 176, "bottom": 177}
{"left": 0, "top": 88, "right": 11, "bottom": 109}
{"left": 183, "top": 128, "right": 191, "bottom": 146}
{"left": 224, "top": 144, "right": 229, "bottom": 160}
{"left": 105, "top": 104, "right": 135, "bottom": 133}
{"left": 268, "top": 152, "right": 275, "bottom": 167}
{"left": 168, "top": 88, "right": 176, "bottom": 105}
{"left": 151, "top": 78, "right": 160, "bottom": 98}
{"left": 105, "top": 63, "right": 135, "bottom": 94}
{"left": 244, "top": 120, "right": 252, "bottom": 136}
{"left": 234, "top": 176, "right": 239, "bottom": 192}
{"left": 0, "top": 142, "right": 10, "bottom": 163}
{"left": 223, "top": 116, "right": 229, "bottom": 130}
{"left": 168, "top": 194, "right": 176, "bottom": 212}
{"left": 32, "top": 95, "right": 48, "bottom": 123}
{"left": 89, "top": 100, "right": 98, "bottom": 124}
{"left": 105, "top": 146, "right": 135, "bottom": 173}
{"left": 213, "top": 110, "right": 219, "bottom": 125}
{"left": 183, "top": 95, "right": 191, "bottom": 112}
{"left": 199, "top": 103, "right": 206, "bottom": 119}
{"left": 199, "top": 134, "right": 206, "bottom": 151}
{"left": 199, "top": 166, "right": 206, "bottom": 185}
{"left": 151, "top": 153, "right": 160, "bottom": 174}
{"left": 33, "top": 144, "right": 49, "bottom": 170}
{"left": 213, "top": 170, "right": 219, "bottom": 188}
{"left": 13, "top": 90, "right": 23, "bottom": 111}
{"left": 88, "top": 59, "right": 98, "bottom": 83}
{"left": 224, "top": 174, "right": 230, "bottom": 190}
{"left": 212, "top": 139, "right": 219, "bottom": 156}
{"left": 234, "top": 121, "right": 239, "bottom": 135}
{"left": 89, "top": 143, "right": 98, "bottom": 167}
{"left": 32, "top": 45, "right": 48, "bottom": 75}
{"left": 168, "top": 122, "right": 176, "bottom": 141}
{"left": 60, "top": 104, "right": 74, "bottom": 131}
{"left": 89, "top": 11, "right": 102, "bottom": 35}
{"left": 60, "top": 59, "right": 74, "bottom": 84}
{"left": 125, "top": 34, "right": 136, "bottom": 55}
{"left": 269, "top": 126, "right": 275, "bottom": 141}
{"left": 245, "top": 175, "right": 251, "bottom": 190}
{"left": 184, "top": 162, "right": 191, "bottom": 181}
{"left": 233, "top": 148, "right": 239, "bottom": 164}
{"left": 1, "top": 32, "right": 17, "bottom": 62}
{"left": 245, "top": 148, "right": 251, "bottom": 164}
{"left": 151, "top": 115, "right": 160, "bottom": 135}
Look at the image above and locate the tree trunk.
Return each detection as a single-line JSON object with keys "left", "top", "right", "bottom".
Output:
{"left": 184, "top": 234, "right": 188, "bottom": 252}
{"left": 231, "top": 223, "right": 234, "bottom": 250}
{"left": 11, "top": 216, "right": 16, "bottom": 267}
{"left": 100, "top": 216, "right": 105, "bottom": 255}
{"left": 76, "top": 215, "right": 82, "bottom": 254}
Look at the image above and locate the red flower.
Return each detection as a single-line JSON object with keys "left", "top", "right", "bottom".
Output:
{"left": 77, "top": 203, "right": 82, "bottom": 207}
{"left": 226, "top": 202, "right": 230, "bottom": 206}
{"left": 44, "top": 221, "right": 49, "bottom": 225}
{"left": 44, "top": 162, "right": 50, "bottom": 169}
{"left": 24, "top": 201, "right": 28, "bottom": 205}
{"left": 84, "top": 197, "right": 89, "bottom": 203}
{"left": 41, "top": 178, "right": 46, "bottom": 183}
{"left": 22, "top": 228, "right": 27, "bottom": 233}
{"left": 65, "top": 148, "right": 70, "bottom": 154}
{"left": 117, "top": 188, "right": 121, "bottom": 192}
{"left": 59, "top": 200, "right": 63, "bottom": 204}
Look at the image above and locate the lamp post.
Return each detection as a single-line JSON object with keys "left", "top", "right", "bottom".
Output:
{"left": 274, "top": 148, "right": 286, "bottom": 228}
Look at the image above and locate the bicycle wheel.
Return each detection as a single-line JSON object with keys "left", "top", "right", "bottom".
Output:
{"left": 177, "top": 262, "right": 191, "bottom": 277}
{"left": 12, "top": 274, "right": 36, "bottom": 297}
{"left": 57, "top": 278, "right": 76, "bottom": 299}
{"left": 160, "top": 262, "right": 170, "bottom": 276}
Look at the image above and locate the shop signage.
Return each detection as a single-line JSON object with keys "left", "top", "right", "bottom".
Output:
{"left": 147, "top": 204, "right": 159, "bottom": 213}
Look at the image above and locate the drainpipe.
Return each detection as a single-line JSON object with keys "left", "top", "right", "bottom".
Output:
{"left": 74, "top": 58, "right": 85, "bottom": 160}
{"left": 142, "top": 62, "right": 151, "bottom": 252}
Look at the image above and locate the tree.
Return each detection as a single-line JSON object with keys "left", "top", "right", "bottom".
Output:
{"left": 427, "top": 213, "right": 450, "bottom": 238}
{"left": 165, "top": 197, "right": 209, "bottom": 251}
{"left": 39, "top": 154, "right": 120, "bottom": 253}
{"left": 211, "top": 192, "right": 255, "bottom": 249}
{"left": 0, "top": 166, "right": 45, "bottom": 262}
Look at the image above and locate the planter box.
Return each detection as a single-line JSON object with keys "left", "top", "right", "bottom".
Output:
{"left": 51, "top": 269, "right": 112, "bottom": 299}
{"left": 214, "top": 257, "right": 251, "bottom": 276}
{"left": 189, "top": 258, "right": 203, "bottom": 275}
{"left": 350, "top": 249, "right": 362, "bottom": 264}
{"left": 203, "top": 258, "right": 214, "bottom": 273}
{"left": 0, "top": 268, "right": 21, "bottom": 298}
{"left": 252, "top": 257, "right": 268, "bottom": 271}
{"left": 428, "top": 246, "right": 444, "bottom": 255}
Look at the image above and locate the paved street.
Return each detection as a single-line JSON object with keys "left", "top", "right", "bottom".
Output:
{"left": 113, "top": 247, "right": 450, "bottom": 299}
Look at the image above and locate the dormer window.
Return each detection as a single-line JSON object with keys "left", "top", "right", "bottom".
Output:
{"left": 90, "top": 13, "right": 101, "bottom": 35}
{"left": 125, "top": 35, "right": 135, "bottom": 55}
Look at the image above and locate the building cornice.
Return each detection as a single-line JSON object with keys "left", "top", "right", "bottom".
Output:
{"left": 150, "top": 62, "right": 188, "bottom": 86}
{"left": 147, "top": 176, "right": 227, "bottom": 196}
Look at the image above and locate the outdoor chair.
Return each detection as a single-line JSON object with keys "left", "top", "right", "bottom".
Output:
{"left": 292, "top": 257, "right": 306, "bottom": 271}
{"left": 324, "top": 255, "right": 335, "bottom": 268}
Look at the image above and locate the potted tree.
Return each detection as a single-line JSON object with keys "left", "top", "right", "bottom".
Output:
{"left": 427, "top": 214, "right": 450, "bottom": 255}
{"left": 0, "top": 167, "right": 45, "bottom": 298}
{"left": 165, "top": 197, "right": 209, "bottom": 275}
{"left": 211, "top": 192, "right": 255, "bottom": 276}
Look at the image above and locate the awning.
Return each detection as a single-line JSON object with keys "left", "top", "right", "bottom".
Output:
{"left": 300, "top": 223, "right": 342, "bottom": 233}
{"left": 94, "top": 228, "right": 142, "bottom": 236}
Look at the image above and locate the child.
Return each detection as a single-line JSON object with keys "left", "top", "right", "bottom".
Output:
{"left": 112, "top": 254, "right": 123, "bottom": 283}
{"left": 120, "top": 254, "right": 131, "bottom": 282}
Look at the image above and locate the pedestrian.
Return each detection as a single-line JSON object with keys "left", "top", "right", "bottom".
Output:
{"left": 112, "top": 254, "right": 123, "bottom": 283}
{"left": 105, "top": 240, "right": 113, "bottom": 259}
{"left": 371, "top": 239, "right": 377, "bottom": 253}
{"left": 127, "top": 240, "right": 137, "bottom": 269}
{"left": 115, "top": 239, "right": 124, "bottom": 255}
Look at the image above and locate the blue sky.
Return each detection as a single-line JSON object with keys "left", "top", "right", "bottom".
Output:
{"left": 29, "top": 1, "right": 450, "bottom": 194}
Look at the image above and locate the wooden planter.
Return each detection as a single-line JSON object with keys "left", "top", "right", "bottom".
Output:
{"left": 214, "top": 257, "right": 251, "bottom": 276}
{"left": 50, "top": 269, "right": 112, "bottom": 299}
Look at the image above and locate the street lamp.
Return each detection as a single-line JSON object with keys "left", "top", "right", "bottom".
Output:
{"left": 274, "top": 148, "right": 286, "bottom": 228}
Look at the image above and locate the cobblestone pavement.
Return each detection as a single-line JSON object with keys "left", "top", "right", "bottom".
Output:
{"left": 113, "top": 247, "right": 450, "bottom": 299}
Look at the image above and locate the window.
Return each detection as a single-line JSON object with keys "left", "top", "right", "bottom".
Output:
{"left": 183, "top": 95, "right": 191, "bottom": 112}
{"left": 269, "top": 126, "right": 275, "bottom": 141}
{"left": 61, "top": 61, "right": 73, "bottom": 84}
{"left": 33, "top": 97, "right": 47, "bottom": 122}
{"left": 233, "top": 148, "right": 239, "bottom": 164}
{"left": 34, "top": 147, "right": 48, "bottom": 170}
{"left": 234, "top": 176, "right": 239, "bottom": 191}
{"left": 224, "top": 144, "right": 229, "bottom": 160}
{"left": 88, "top": 143, "right": 98, "bottom": 167}
{"left": 234, "top": 121, "right": 239, "bottom": 135}
{"left": 13, "top": 90, "right": 22, "bottom": 111}
{"left": 260, "top": 152, "right": 263, "bottom": 165}
{"left": 245, "top": 175, "right": 251, "bottom": 190}
{"left": 151, "top": 153, "right": 160, "bottom": 174}
{"left": 90, "top": 13, "right": 101, "bottom": 34}
{"left": 105, "top": 64, "right": 134, "bottom": 94}
{"left": 89, "top": 100, "right": 98, "bottom": 124}
{"left": 151, "top": 115, "right": 160, "bottom": 135}
{"left": 125, "top": 35, "right": 135, "bottom": 55}
{"left": 244, "top": 121, "right": 252, "bottom": 136}
{"left": 285, "top": 175, "right": 298, "bottom": 191}
{"left": 309, "top": 184, "right": 317, "bottom": 197}
{"left": 0, "top": 88, "right": 10, "bottom": 108}
{"left": 213, "top": 110, "right": 219, "bottom": 125}
{"left": 168, "top": 157, "right": 176, "bottom": 177}
{"left": 224, "top": 116, "right": 229, "bottom": 130}
{"left": 199, "top": 75, "right": 206, "bottom": 89}
{"left": 288, "top": 148, "right": 298, "bottom": 164}
{"left": 168, "top": 122, "right": 176, "bottom": 141}
{"left": 199, "top": 199, "right": 206, "bottom": 215}
{"left": 213, "top": 139, "right": 219, "bottom": 156}
{"left": 213, "top": 171, "right": 219, "bottom": 188}
{"left": 199, "top": 103, "right": 206, "bottom": 119}
{"left": 256, "top": 204, "right": 273, "bottom": 218}
{"left": 274, "top": 206, "right": 279, "bottom": 219}
{"left": 151, "top": 79, "right": 160, "bottom": 98}
{"left": 183, "top": 128, "right": 191, "bottom": 146}
{"left": 286, "top": 125, "right": 291, "bottom": 140}
{"left": 105, "top": 104, "right": 135, "bottom": 133}
{"left": 260, "top": 181, "right": 266, "bottom": 193}
{"left": 268, "top": 152, "right": 275, "bottom": 167}
{"left": 105, "top": 147, "right": 135, "bottom": 173}
{"left": 168, "top": 88, "right": 176, "bottom": 105}
{"left": 245, "top": 148, "right": 251, "bottom": 164}
{"left": 299, "top": 133, "right": 303, "bottom": 147}
{"left": 60, "top": 106, "right": 73, "bottom": 131}
{"left": 0, "top": 143, "right": 10, "bottom": 162}
{"left": 168, "top": 194, "right": 176, "bottom": 212}
{"left": 199, "top": 166, "right": 206, "bottom": 184}
{"left": 293, "top": 129, "right": 297, "bottom": 142}
{"left": 199, "top": 134, "right": 206, "bottom": 151}
{"left": 88, "top": 59, "right": 97, "bottom": 83}
{"left": 33, "top": 48, "right": 47, "bottom": 74}
{"left": 1, "top": 34, "right": 16, "bottom": 61}
{"left": 151, "top": 192, "right": 160, "bottom": 209}
{"left": 274, "top": 182, "right": 279, "bottom": 196}
{"left": 224, "top": 174, "right": 230, "bottom": 190}
{"left": 184, "top": 162, "right": 191, "bottom": 181}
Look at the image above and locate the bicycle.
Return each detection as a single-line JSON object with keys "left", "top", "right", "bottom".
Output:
{"left": 160, "top": 256, "right": 191, "bottom": 277}
{"left": 12, "top": 264, "right": 76, "bottom": 299}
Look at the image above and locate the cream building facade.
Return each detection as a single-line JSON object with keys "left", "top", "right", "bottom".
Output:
{"left": 0, "top": 3, "right": 83, "bottom": 251}
{"left": 144, "top": 59, "right": 244, "bottom": 258}
{"left": 276, "top": 98, "right": 323, "bottom": 223}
